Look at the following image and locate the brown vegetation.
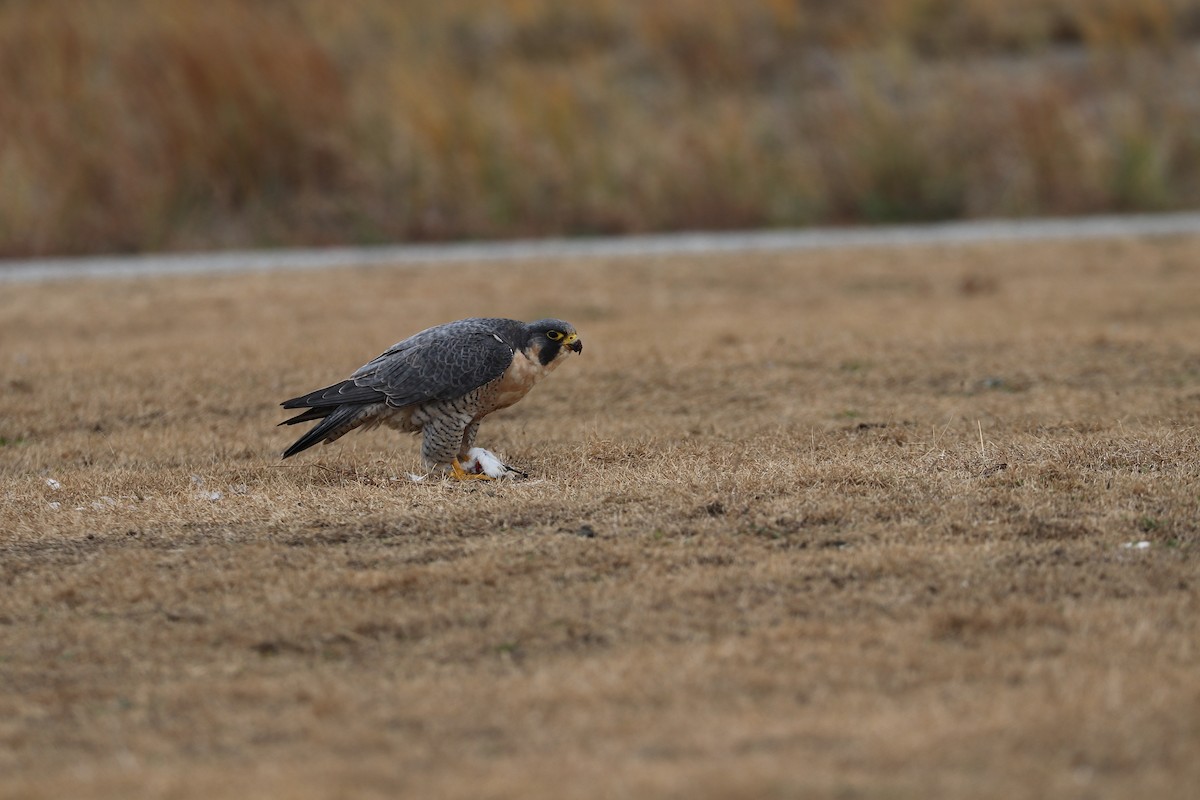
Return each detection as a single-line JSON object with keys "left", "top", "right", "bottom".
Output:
{"left": 4, "top": 0, "right": 1200, "bottom": 256}
{"left": 1, "top": 235, "right": 1198, "bottom": 797}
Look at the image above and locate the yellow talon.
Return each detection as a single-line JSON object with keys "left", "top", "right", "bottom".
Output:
{"left": 450, "top": 458, "right": 493, "bottom": 481}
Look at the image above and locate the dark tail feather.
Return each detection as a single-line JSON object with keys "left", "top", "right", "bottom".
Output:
{"left": 281, "top": 380, "right": 383, "bottom": 409}
{"left": 279, "top": 380, "right": 389, "bottom": 459}
{"left": 282, "top": 405, "right": 361, "bottom": 459}
{"left": 278, "top": 406, "right": 334, "bottom": 426}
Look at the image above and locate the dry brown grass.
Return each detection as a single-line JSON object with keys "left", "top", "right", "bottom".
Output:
{"left": 2, "top": 236, "right": 1199, "bottom": 798}
{"left": 5, "top": 0, "right": 1200, "bottom": 256}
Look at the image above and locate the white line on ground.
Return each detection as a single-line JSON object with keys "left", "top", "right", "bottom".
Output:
{"left": 3, "top": 211, "right": 1199, "bottom": 284}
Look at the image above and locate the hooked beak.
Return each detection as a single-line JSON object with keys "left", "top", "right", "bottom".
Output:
{"left": 564, "top": 332, "right": 583, "bottom": 353}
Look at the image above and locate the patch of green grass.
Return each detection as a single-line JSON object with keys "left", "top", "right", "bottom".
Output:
{"left": 1137, "top": 515, "right": 1163, "bottom": 533}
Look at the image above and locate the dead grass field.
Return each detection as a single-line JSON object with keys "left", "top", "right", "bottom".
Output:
{"left": 1, "top": 236, "right": 1198, "bottom": 798}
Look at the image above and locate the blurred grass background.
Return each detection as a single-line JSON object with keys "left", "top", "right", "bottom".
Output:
{"left": 3, "top": 0, "right": 1200, "bottom": 257}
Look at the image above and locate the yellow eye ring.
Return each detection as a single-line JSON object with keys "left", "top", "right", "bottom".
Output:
{"left": 546, "top": 330, "right": 564, "bottom": 341}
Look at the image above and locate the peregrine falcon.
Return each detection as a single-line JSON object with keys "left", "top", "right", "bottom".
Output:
{"left": 279, "top": 318, "right": 582, "bottom": 479}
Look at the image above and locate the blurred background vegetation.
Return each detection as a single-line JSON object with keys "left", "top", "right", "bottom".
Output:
{"left": 3, "top": 0, "right": 1200, "bottom": 257}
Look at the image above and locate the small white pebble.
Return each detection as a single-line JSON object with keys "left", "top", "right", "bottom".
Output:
{"left": 1122, "top": 541, "right": 1151, "bottom": 550}
{"left": 205, "top": 491, "right": 223, "bottom": 502}
{"left": 46, "top": 478, "right": 62, "bottom": 490}
{"left": 48, "top": 502, "right": 61, "bottom": 510}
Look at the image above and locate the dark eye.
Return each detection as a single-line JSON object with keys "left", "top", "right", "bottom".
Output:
{"left": 546, "top": 330, "right": 564, "bottom": 341}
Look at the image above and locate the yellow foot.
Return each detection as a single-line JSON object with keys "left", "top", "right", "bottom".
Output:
{"left": 450, "top": 458, "right": 494, "bottom": 481}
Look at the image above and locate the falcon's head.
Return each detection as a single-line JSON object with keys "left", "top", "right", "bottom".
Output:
{"left": 523, "top": 319, "right": 583, "bottom": 367}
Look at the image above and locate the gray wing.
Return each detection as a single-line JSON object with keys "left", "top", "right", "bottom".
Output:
{"left": 352, "top": 318, "right": 520, "bottom": 408}
{"left": 278, "top": 318, "right": 522, "bottom": 459}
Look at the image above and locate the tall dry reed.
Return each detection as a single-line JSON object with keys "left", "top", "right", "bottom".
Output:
{"left": 2, "top": 0, "right": 1199, "bottom": 256}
